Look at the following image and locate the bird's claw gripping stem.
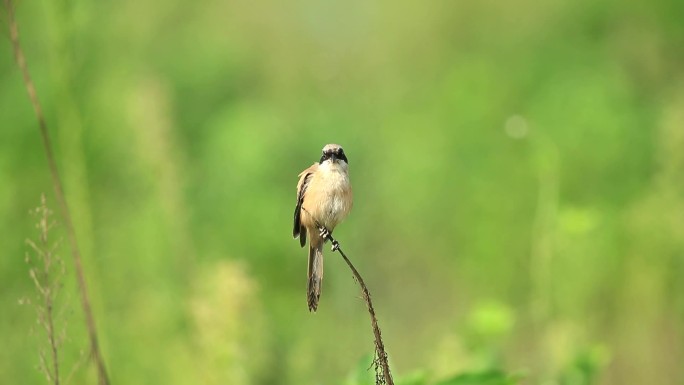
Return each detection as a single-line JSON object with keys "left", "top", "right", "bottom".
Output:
{"left": 318, "top": 226, "right": 340, "bottom": 251}
{"left": 319, "top": 226, "right": 331, "bottom": 240}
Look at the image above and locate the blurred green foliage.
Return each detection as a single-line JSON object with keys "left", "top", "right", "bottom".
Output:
{"left": 2, "top": 0, "right": 683, "bottom": 384}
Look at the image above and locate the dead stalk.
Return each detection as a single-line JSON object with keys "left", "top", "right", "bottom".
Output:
{"left": 4, "top": 2, "right": 110, "bottom": 383}
{"left": 302, "top": 208, "right": 394, "bottom": 385}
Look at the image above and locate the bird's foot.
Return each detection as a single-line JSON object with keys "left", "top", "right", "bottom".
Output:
{"left": 331, "top": 240, "right": 340, "bottom": 252}
{"left": 318, "top": 226, "right": 331, "bottom": 240}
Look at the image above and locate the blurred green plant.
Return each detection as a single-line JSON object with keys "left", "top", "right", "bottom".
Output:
{"left": 466, "top": 301, "right": 515, "bottom": 344}
{"left": 189, "top": 261, "right": 270, "bottom": 385}
{"left": 434, "top": 370, "right": 520, "bottom": 385}
{"left": 345, "top": 355, "right": 521, "bottom": 385}
{"left": 558, "top": 345, "right": 611, "bottom": 385}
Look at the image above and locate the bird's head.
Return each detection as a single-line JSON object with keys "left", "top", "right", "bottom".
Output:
{"left": 319, "top": 144, "right": 348, "bottom": 167}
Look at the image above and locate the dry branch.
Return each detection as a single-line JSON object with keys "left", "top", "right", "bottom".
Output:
{"left": 302, "top": 209, "right": 394, "bottom": 385}
{"left": 323, "top": 231, "right": 394, "bottom": 385}
{"left": 4, "top": 2, "right": 110, "bottom": 384}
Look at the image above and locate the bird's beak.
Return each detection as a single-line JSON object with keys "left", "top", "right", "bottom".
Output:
{"left": 330, "top": 153, "right": 337, "bottom": 162}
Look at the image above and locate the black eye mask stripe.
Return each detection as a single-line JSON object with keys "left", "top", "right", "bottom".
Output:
{"left": 319, "top": 150, "right": 349, "bottom": 164}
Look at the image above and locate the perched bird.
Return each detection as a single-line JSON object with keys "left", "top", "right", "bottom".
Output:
{"left": 293, "top": 144, "right": 353, "bottom": 311}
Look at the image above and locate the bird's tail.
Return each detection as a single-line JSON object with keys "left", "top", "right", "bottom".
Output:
{"left": 307, "top": 242, "right": 324, "bottom": 312}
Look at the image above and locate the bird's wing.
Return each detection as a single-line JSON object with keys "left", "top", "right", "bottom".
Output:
{"left": 293, "top": 163, "right": 317, "bottom": 246}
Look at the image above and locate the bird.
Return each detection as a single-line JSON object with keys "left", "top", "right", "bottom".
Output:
{"left": 293, "top": 144, "right": 353, "bottom": 312}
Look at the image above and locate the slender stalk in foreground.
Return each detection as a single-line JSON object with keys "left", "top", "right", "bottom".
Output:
{"left": 320, "top": 230, "right": 394, "bottom": 385}
{"left": 4, "top": 2, "right": 110, "bottom": 384}
{"left": 303, "top": 209, "right": 394, "bottom": 385}
{"left": 326, "top": 232, "right": 394, "bottom": 385}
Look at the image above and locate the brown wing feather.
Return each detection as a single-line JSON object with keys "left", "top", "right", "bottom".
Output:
{"left": 293, "top": 164, "right": 317, "bottom": 246}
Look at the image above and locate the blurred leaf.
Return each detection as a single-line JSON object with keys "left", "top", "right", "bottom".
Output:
{"left": 396, "top": 371, "right": 428, "bottom": 385}
{"left": 344, "top": 354, "right": 376, "bottom": 385}
{"left": 467, "top": 301, "right": 515, "bottom": 339}
{"left": 559, "top": 345, "right": 611, "bottom": 385}
{"left": 433, "top": 370, "right": 518, "bottom": 385}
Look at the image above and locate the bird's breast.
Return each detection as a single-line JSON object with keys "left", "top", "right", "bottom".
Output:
{"left": 305, "top": 167, "right": 352, "bottom": 230}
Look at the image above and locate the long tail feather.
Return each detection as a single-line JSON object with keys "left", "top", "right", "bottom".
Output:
{"left": 307, "top": 242, "right": 324, "bottom": 312}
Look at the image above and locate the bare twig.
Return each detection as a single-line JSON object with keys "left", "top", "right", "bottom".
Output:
{"left": 302, "top": 209, "right": 394, "bottom": 385}
{"left": 325, "top": 233, "right": 394, "bottom": 385}
{"left": 4, "top": 2, "right": 110, "bottom": 384}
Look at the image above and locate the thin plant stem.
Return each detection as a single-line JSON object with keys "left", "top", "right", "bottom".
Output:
{"left": 4, "top": 2, "right": 110, "bottom": 384}
{"left": 330, "top": 240, "right": 394, "bottom": 385}
{"left": 302, "top": 208, "right": 394, "bottom": 385}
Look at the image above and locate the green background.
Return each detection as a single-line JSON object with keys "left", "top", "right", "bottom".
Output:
{"left": 1, "top": 0, "right": 683, "bottom": 384}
